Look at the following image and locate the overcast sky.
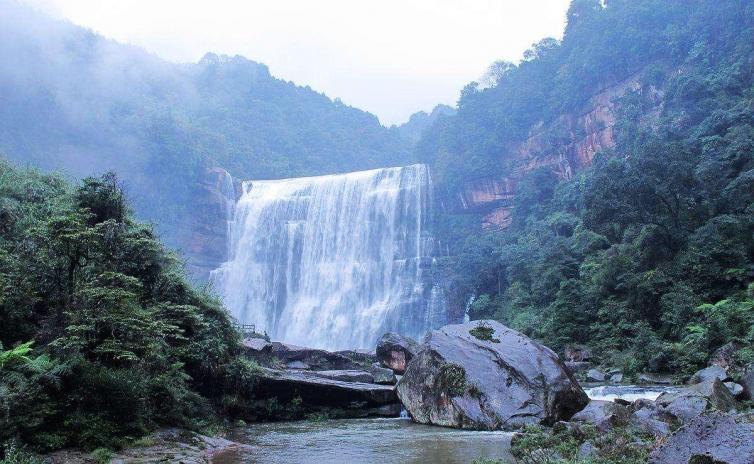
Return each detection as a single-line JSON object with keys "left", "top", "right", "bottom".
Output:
{"left": 22, "top": 0, "right": 571, "bottom": 125}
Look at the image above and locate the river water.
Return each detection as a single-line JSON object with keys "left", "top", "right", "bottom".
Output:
{"left": 213, "top": 386, "right": 677, "bottom": 463}
{"left": 214, "top": 418, "right": 514, "bottom": 464}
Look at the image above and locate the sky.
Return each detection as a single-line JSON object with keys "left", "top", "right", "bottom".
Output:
{"left": 21, "top": 0, "right": 572, "bottom": 125}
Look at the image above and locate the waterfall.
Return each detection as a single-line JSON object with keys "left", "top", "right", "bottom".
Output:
{"left": 211, "top": 164, "right": 444, "bottom": 350}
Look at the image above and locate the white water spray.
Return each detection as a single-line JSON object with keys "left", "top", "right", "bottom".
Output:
{"left": 212, "top": 164, "right": 444, "bottom": 350}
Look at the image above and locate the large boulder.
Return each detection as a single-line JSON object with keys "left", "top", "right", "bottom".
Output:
{"left": 570, "top": 400, "right": 629, "bottom": 432}
{"left": 396, "top": 320, "right": 588, "bottom": 430}
{"left": 586, "top": 369, "right": 606, "bottom": 382}
{"left": 655, "top": 389, "right": 709, "bottom": 424}
{"left": 689, "top": 378, "right": 737, "bottom": 412}
{"left": 689, "top": 365, "right": 728, "bottom": 385}
{"left": 639, "top": 373, "right": 674, "bottom": 385}
{"left": 649, "top": 412, "right": 754, "bottom": 464}
{"left": 376, "top": 333, "right": 419, "bottom": 374}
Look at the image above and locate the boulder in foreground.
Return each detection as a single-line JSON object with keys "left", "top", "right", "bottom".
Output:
{"left": 396, "top": 320, "right": 588, "bottom": 430}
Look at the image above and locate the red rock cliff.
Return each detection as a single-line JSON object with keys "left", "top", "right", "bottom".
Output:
{"left": 451, "top": 73, "right": 661, "bottom": 229}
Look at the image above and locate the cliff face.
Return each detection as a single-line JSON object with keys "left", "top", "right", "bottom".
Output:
{"left": 450, "top": 73, "right": 662, "bottom": 229}
{"left": 179, "top": 167, "right": 239, "bottom": 281}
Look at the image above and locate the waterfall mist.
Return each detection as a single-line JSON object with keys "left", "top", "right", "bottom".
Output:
{"left": 212, "top": 164, "right": 444, "bottom": 350}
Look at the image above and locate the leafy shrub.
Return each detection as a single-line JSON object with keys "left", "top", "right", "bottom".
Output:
{"left": 438, "top": 363, "right": 467, "bottom": 396}
{"left": 0, "top": 165, "right": 257, "bottom": 451}
{"left": 470, "top": 323, "right": 500, "bottom": 343}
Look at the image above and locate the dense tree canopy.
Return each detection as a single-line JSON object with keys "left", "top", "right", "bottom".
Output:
{"left": 0, "top": 163, "right": 258, "bottom": 452}
{"left": 423, "top": 0, "right": 754, "bottom": 374}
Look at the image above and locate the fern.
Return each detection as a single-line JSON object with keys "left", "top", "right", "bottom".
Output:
{"left": 0, "top": 341, "right": 34, "bottom": 370}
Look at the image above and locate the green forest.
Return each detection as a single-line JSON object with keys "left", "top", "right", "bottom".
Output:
{"left": 423, "top": 0, "right": 754, "bottom": 375}
{"left": 0, "top": 164, "right": 259, "bottom": 453}
{"left": 1, "top": 0, "right": 754, "bottom": 461}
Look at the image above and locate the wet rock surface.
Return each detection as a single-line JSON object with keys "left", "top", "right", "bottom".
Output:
{"left": 397, "top": 320, "right": 588, "bottom": 430}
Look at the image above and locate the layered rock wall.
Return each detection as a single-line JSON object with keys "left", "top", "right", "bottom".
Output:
{"left": 179, "top": 167, "right": 239, "bottom": 281}
{"left": 450, "top": 73, "right": 661, "bottom": 229}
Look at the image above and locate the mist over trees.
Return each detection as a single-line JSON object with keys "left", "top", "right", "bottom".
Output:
{"left": 0, "top": 0, "right": 413, "bottom": 252}
{"left": 1, "top": 0, "right": 754, "bottom": 458}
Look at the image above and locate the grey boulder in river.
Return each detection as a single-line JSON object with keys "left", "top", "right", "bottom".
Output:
{"left": 397, "top": 320, "right": 588, "bottom": 430}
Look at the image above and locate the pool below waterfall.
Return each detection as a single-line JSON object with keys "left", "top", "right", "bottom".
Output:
{"left": 212, "top": 417, "right": 515, "bottom": 464}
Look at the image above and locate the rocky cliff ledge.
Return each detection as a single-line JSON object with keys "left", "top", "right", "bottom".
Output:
{"left": 448, "top": 73, "right": 663, "bottom": 229}
{"left": 178, "top": 167, "right": 239, "bottom": 281}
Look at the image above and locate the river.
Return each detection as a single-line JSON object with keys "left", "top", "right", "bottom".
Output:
{"left": 213, "top": 417, "right": 514, "bottom": 464}
{"left": 212, "top": 385, "right": 678, "bottom": 463}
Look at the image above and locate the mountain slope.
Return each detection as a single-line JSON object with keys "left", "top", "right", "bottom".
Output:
{"left": 420, "top": 0, "right": 754, "bottom": 374}
{"left": 0, "top": 1, "right": 412, "bottom": 267}
{"left": 395, "top": 104, "right": 456, "bottom": 145}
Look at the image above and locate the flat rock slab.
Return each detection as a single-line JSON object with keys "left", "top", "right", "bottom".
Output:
{"left": 310, "top": 369, "right": 375, "bottom": 383}
{"left": 254, "top": 367, "right": 398, "bottom": 409}
{"left": 243, "top": 337, "right": 273, "bottom": 353}
{"left": 649, "top": 412, "right": 754, "bottom": 464}
{"left": 270, "top": 342, "right": 375, "bottom": 371}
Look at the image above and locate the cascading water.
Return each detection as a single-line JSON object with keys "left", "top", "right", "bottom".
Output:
{"left": 211, "top": 164, "right": 445, "bottom": 350}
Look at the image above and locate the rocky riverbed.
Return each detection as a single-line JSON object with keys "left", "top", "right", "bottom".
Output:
{"left": 42, "top": 320, "right": 754, "bottom": 463}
